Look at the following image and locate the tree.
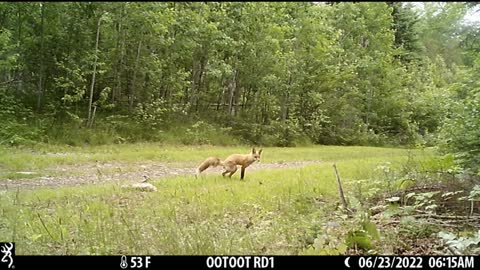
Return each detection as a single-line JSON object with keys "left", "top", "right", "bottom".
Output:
{"left": 388, "top": 2, "right": 422, "bottom": 62}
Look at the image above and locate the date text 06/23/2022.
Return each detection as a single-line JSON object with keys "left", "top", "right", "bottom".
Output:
{"left": 355, "top": 256, "right": 475, "bottom": 269}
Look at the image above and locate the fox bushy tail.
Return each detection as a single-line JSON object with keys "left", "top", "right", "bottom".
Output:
{"left": 195, "top": 157, "right": 223, "bottom": 178}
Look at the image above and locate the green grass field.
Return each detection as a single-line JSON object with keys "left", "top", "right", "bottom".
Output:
{"left": 0, "top": 143, "right": 424, "bottom": 173}
{"left": 0, "top": 145, "right": 441, "bottom": 255}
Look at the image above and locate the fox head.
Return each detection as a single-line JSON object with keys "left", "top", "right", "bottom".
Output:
{"left": 251, "top": 147, "right": 263, "bottom": 162}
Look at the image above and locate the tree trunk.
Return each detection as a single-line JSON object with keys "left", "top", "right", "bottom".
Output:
{"left": 118, "top": 13, "right": 126, "bottom": 103}
{"left": 129, "top": 40, "right": 142, "bottom": 113}
{"left": 281, "top": 91, "right": 290, "bottom": 124}
{"left": 201, "top": 65, "right": 210, "bottom": 112}
{"left": 190, "top": 54, "right": 207, "bottom": 112}
{"left": 16, "top": 5, "right": 23, "bottom": 95}
{"left": 88, "top": 106, "right": 97, "bottom": 128}
{"left": 216, "top": 81, "right": 224, "bottom": 112}
{"left": 36, "top": 3, "right": 46, "bottom": 113}
{"left": 241, "top": 86, "right": 250, "bottom": 111}
{"left": 190, "top": 61, "right": 199, "bottom": 111}
{"left": 281, "top": 73, "right": 292, "bottom": 124}
{"left": 228, "top": 69, "right": 238, "bottom": 116}
{"left": 365, "top": 85, "right": 373, "bottom": 127}
{"left": 333, "top": 163, "right": 352, "bottom": 215}
{"left": 112, "top": 3, "right": 125, "bottom": 105}
{"left": 88, "top": 15, "right": 102, "bottom": 127}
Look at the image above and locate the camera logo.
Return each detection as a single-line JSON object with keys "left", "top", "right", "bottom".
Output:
{"left": 0, "top": 242, "right": 14, "bottom": 269}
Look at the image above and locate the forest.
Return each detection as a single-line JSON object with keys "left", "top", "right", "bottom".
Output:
{"left": 1, "top": 2, "right": 479, "bottom": 154}
{"left": 1, "top": 2, "right": 480, "bottom": 257}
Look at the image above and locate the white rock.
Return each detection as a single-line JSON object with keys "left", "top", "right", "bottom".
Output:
{"left": 16, "top": 172, "right": 36, "bottom": 175}
{"left": 121, "top": 182, "right": 157, "bottom": 192}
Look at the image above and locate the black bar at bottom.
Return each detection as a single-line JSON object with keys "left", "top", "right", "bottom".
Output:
{"left": 10, "top": 255, "right": 480, "bottom": 270}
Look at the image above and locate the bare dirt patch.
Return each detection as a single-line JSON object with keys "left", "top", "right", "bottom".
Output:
{"left": 0, "top": 160, "right": 322, "bottom": 190}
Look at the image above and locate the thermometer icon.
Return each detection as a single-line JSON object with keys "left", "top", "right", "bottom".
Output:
{"left": 120, "top": 255, "right": 128, "bottom": 269}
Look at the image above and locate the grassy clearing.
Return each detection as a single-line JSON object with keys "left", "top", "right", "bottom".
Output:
{"left": 0, "top": 143, "right": 432, "bottom": 177}
{"left": 0, "top": 146, "right": 438, "bottom": 255}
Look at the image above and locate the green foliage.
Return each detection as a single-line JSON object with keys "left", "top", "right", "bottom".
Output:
{"left": 389, "top": 3, "right": 422, "bottom": 63}
{"left": 0, "top": 2, "right": 476, "bottom": 156}
{"left": 438, "top": 231, "right": 480, "bottom": 255}
{"left": 133, "top": 98, "right": 172, "bottom": 130}
{"left": 417, "top": 2, "right": 468, "bottom": 67}
{"left": 467, "top": 185, "right": 480, "bottom": 201}
{"left": 439, "top": 58, "right": 480, "bottom": 174}
{"left": 183, "top": 120, "right": 229, "bottom": 145}
{"left": 346, "top": 230, "right": 375, "bottom": 251}
{"left": 303, "top": 224, "right": 349, "bottom": 255}
{"left": 261, "top": 120, "right": 309, "bottom": 147}
{"left": 344, "top": 214, "right": 381, "bottom": 252}
{"left": 0, "top": 91, "right": 44, "bottom": 146}
{"left": 458, "top": 185, "right": 480, "bottom": 204}
{"left": 405, "top": 191, "right": 440, "bottom": 213}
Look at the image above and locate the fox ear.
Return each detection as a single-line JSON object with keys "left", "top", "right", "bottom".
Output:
{"left": 252, "top": 147, "right": 256, "bottom": 154}
{"left": 258, "top": 149, "right": 263, "bottom": 155}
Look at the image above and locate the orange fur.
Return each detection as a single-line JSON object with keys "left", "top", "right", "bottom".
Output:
{"left": 195, "top": 148, "right": 262, "bottom": 180}
{"left": 195, "top": 157, "right": 222, "bottom": 178}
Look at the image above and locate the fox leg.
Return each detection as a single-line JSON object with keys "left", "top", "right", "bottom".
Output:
{"left": 222, "top": 166, "right": 237, "bottom": 177}
{"left": 222, "top": 162, "right": 235, "bottom": 178}
{"left": 240, "top": 166, "right": 246, "bottom": 180}
{"left": 228, "top": 166, "right": 238, "bottom": 178}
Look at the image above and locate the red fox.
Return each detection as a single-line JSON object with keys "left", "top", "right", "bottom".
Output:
{"left": 195, "top": 148, "right": 263, "bottom": 180}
